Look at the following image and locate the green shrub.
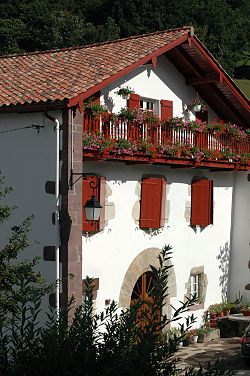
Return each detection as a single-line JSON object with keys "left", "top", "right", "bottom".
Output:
{"left": 0, "top": 245, "right": 236, "bottom": 376}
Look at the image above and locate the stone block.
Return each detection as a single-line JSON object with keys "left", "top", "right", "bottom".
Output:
{"left": 198, "top": 329, "right": 220, "bottom": 343}
{"left": 105, "top": 204, "right": 115, "bottom": 221}
{"left": 165, "top": 200, "right": 170, "bottom": 222}
{"left": 132, "top": 200, "right": 140, "bottom": 222}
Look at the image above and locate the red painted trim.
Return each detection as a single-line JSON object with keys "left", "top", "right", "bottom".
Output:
{"left": 82, "top": 151, "right": 250, "bottom": 171}
{"left": 192, "top": 37, "right": 250, "bottom": 111}
{"left": 68, "top": 34, "right": 189, "bottom": 107}
{"left": 152, "top": 56, "right": 157, "bottom": 69}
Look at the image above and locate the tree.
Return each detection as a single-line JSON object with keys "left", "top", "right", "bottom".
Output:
{"left": 0, "top": 173, "right": 51, "bottom": 316}
{"left": 0, "top": 0, "right": 248, "bottom": 75}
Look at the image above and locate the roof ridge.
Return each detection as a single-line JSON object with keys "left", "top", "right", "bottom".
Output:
{"left": 0, "top": 27, "right": 191, "bottom": 59}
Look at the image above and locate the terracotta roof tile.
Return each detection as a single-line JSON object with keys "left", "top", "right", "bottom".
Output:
{"left": 0, "top": 28, "right": 190, "bottom": 107}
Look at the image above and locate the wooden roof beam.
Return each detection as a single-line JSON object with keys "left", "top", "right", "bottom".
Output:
{"left": 192, "top": 37, "right": 250, "bottom": 111}
{"left": 171, "top": 46, "right": 202, "bottom": 78}
{"left": 209, "top": 82, "right": 247, "bottom": 125}
{"left": 197, "top": 83, "right": 246, "bottom": 126}
{"left": 187, "top": 73, "right": 220, "bottom": 86}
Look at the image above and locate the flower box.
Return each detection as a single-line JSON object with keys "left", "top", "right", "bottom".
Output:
{"left": 198, "top": 329, "right": 220, "bottom": 343}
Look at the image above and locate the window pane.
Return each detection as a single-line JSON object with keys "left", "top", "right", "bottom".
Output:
{"left": 190, "top": 274, "right": 199, "bottom": 298}
{"left": 146, "top": 101, "right": 154, "bottom": 110}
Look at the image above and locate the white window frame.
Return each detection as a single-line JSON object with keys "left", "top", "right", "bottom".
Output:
{"left": 140, "top": 97, "right": 160, "bottom": 116}
{"left": 190, "top": 274, "right": 199, "bottom": 299}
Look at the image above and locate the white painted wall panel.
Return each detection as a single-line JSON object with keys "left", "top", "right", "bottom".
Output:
{"left": 82, "top": 161, "right": 234, "bottom": 326}
{"left": 229, "top": 172, "right": 250, "bottom": 301}
{"left": 0, "top": 111, "right": 63, "bottom": 316}
{"left": 101, "top": 54, "right": 218, "bottom": 122}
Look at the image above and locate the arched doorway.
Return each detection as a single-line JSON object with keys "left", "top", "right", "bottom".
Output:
{"left": 118, "top": 247, "right": 177, "bottom": 331}
{"left": 131, "top": 271, "right": 155, "bottom": 301}
{"left": 130, "top": 271, "right": 161, "bottom": 331}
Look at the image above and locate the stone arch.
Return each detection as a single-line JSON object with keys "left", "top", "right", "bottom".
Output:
{"left": 118, "top": 247, "right": 177, "bottom": 317}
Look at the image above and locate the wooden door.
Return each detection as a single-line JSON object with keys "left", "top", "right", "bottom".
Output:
{"left": 130, "top": 272, "right": 161, "bottom": 333}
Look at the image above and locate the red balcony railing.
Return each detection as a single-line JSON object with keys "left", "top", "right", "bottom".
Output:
{"left": 83, "top": 113, "right": 250, "bottom": 155}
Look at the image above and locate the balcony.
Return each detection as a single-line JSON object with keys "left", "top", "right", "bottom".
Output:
{"left": 82, "top": 111, "right": 250, "bottom": 171}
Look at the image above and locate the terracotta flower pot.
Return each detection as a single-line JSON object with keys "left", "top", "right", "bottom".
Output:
{"left": 219, "top": 311, "right": 224, "bottom": 317}
{"left": 222, "top": 309, "right": 230, "bottom": 316}
{"left": 242, "top": 310, "right": 250, "bottom": 316}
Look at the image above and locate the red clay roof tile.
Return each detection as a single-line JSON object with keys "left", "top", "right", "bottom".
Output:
{"left": 0, "top": 28, "right": 190, "bottom": 107}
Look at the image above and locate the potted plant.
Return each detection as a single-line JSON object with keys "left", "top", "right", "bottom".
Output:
{"left": 185, "top": 96, "right": 208, "bottom": 113}
{"left": 115, "top": 86, "right": 133, "bottom": 99}
{"left": 193, "top": 95, "right": 208, "bottom": 112}
{"left": 190, "top": 329, "right": 199, "bottom": 344}
{"left": 217, "top": 303, "right": 224, "bottom": 317}
{"left": 241, "top": 303, "right": 250, "bottom": 316}
{"left": 222, "top": 300, "right": 233, "bottom": 316}
{"left": 208, "top": 304, "right": 218, "bottom": 319}
{"left": 182, "top": 332, "right": 191, "bottom": 347}
{"left": 197, "top": 326, "right": 220, "bottom": 343}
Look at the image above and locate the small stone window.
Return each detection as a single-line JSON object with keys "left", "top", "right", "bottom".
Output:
{"left": 185, "top": 266, "right": 208, "bottom": 311}
{"left": 190, "top": 274, "right": 199, "bottom": 299}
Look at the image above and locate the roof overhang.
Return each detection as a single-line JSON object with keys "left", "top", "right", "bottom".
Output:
{"left": 166, "top": 36, "right": 250, "bottom": 127}
{"left": 68, "top": 33, "right": 249, "bottom": 128}
{"left": 0, "top": 100, "right": 68, "bottom": 114}
{"left": 1, "top": 28, "right": 249, "bottom": 127}
{"left": 67, "top": 33, "right": 190, "bottom": 110}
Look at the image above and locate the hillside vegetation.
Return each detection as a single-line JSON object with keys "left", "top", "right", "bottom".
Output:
{"left": 0, "top": 0, "right": 249, "bottom": 78}
{"left": 234, "top": 79, "right": 250, "bottom": 99}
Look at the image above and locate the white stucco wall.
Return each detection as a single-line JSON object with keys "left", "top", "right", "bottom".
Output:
{"left": 82, "top": 161, "right": 234, "bottom": 326}
{"left": 100, "top": 54, "right": 218, "bottom": 122}
{"left": 0, "top": 111, "right": 62, "bottom": 316}
{"left": 229, "top": 172, "right": 250, "bottom": 301}
{"left": 0, "top": 49, "right": 246, "bottom": 332}
{"left": 81, "top": 53, "right": 240, "bottom": 327}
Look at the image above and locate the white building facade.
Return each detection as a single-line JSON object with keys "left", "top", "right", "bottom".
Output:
{"left": 0, "top": 27, "right": 249, "bottom": 323}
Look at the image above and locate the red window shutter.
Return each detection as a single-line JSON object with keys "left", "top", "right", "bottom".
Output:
{"left": 195, "top": 111, "right": 208, "bottom": 122}
{"left": 82, "top": 175, "right": 106, "bottom": 232}
{"left": 140, "top": 177, "right": 166, "bottom": 229}
{"left": 160, "top": 100, "right": 173, "bottom": 121}
{"left": 128, "top": 93, "right": 140, "bottom": 109}
{"left": 191, "top": 179, "right": 213, "bottom": 226}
